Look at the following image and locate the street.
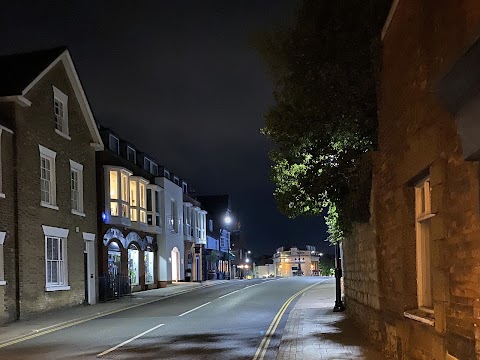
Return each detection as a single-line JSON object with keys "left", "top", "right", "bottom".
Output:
{"left": 0, "top": 277, "right": 329, "bottom": 359}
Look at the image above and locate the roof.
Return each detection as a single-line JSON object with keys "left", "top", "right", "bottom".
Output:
{"left": 0, "top": 47, "right": 103, "bottom": 149}
{"left": 0, "top": 46, "right": 66, "bottom": 97}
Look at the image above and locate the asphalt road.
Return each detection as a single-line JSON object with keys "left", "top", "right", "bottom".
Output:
{"left": 0, "top": 277, "right": 328, "bottom": 360}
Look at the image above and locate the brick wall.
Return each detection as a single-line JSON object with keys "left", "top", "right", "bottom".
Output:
{"left": 364, "top": 1, "right": 480, "bottom": 359}
{"left": 14, "top": 61, "right": 98, "bottom": 317}
{"left": 343, "top": 222, "right": 383, "bottom": 346}
{"left": 0, "top": 129, "right": 17, "bottom": 323}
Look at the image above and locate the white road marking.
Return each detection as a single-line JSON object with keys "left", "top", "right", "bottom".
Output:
{"left": 96, "top": 323, "right": 164, "bottom": 357}
{"left": 218, "top": 290, "right": 241, "bottom": 298}
{"left": 178, "top": 302, "right": 211, "bottom": 317}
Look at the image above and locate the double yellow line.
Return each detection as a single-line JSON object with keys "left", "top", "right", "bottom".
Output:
{"left": 252, "top": 282, "right": 320, "bottom": 360}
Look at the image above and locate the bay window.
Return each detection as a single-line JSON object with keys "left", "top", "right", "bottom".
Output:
{"left": 129, "top": 176, "right": 148, "bottom": 230}
{"left": 105, "top": 166, "right": 132, "bottom": 225}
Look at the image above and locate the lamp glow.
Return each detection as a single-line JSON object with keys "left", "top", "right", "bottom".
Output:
{"left": 224, "top": 215, "right": 232, "bottom": 224}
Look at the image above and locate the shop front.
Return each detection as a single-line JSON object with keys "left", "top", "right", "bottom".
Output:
{"left": 99, "top": 227, "right": 158, "bottom": 300}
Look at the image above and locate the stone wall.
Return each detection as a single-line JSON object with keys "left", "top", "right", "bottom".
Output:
{"left": 343, "top": 221, "right": 384, "bottom": 346}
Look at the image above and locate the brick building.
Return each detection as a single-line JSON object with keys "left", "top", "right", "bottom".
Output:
{"left": 343, "top": 1, "right": 480, "bottom": 359}
{"left": 0, "top": 47, "right": 103, "bottom": 322}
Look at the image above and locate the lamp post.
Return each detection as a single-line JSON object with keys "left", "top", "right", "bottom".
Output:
{"left": 333, "top": 242, "right": 345, "bottom": 312}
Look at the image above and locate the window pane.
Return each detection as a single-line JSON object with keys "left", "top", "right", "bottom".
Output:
{"left": 139, "top": 183, "right": 145, "bottom": 208}
{"left": 121, "top": 174, "right": 128, "bottom": 202}
{"left": 122, "top": 203, "right": 129, "bottom": 218}
{"left": 110, "top": 202, "right": 119, "bottom": 216}
{"left": 51, "top": 262, "right": 58, "bottom": 283}
{"left": 47, "top": 261, "right": 52, "bottom": 283}
{"left": 140, "top": 210, "right": 146, "bottom": 223}
{"left": 109, "top": 171, "right": 118, "bottom": 199}
{"left": 47, "top": 237, "right": 53, "bottom": 260}
{"left": 130, "top": 180, "right": 137, "bottom": 206}
{"left": 147, "top": 189, "right": 152, "bottom": 211}
{"left": 155, "top": 191, "right": 160, "bottom": 212}
{"left": 130, "top": 208, "right": 138, "bottom": 221}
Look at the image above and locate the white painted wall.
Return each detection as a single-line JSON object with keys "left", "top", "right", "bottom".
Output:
{"left": 156, "top": 177, "right": 185, "bottom": 282}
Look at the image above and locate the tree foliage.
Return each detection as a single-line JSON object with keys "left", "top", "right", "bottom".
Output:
{"left": 255, "top": 0, "right": 390, "bottom": 242}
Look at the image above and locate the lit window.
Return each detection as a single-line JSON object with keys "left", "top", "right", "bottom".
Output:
{"left": 106, "top": 167, "right": 131, "bottom": 222}
{"left": 70, "top": 160, "right": 84, "bottom": 215}
{"left": 46, "top": 236, "right": 68, "bottom": 288}
{"left": 130, "top": 180, "right": 138, "bottom": 221}
{"left": 415, "top": 177, "right": 434, "bottom": 310}
{"left": 53, "top": 86, "right": 69, "bottom": 137}
{"left": 139, "top": 182, "right": 146, "bottom": 223}
{"left": 39, "top": 145, "right": 57, "bottom": 209}
{"left": 127, "top": 146, "right": 136, "bottom": 163}
{"left": 109, "top": 134, "right": 119, "bottom": 154}
{"left": 145, "top": 248, "right": 154, "bottom": 284}
{"left": 128, "top": 244, "right": 139, "bottom": 285}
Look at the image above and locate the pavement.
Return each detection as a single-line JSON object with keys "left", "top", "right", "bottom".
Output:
{"left": 0, "top": 280, "right": 230, "bottom": 347}
{"left": 276, "top": 280, "right": 384, "bottom": 360}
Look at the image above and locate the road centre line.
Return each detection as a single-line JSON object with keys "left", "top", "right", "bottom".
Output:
{"left": 178, "top": 302, "right": 211, "bottom": 317}
{"left": 218, "top": 289, "right": 241, "bottom": 298}
{"left": 96, "top": 323, "right": 164, "bottom": 358}
{"left": 252, "top": 281, "right": 326, "bottom": 360}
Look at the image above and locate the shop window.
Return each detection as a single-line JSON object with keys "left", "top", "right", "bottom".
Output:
{"left": 128, "top": 244, "right": 139, "bottom": 285}
{"left": 107, "top": 242, "right": 121, "bottom": 277}
{"left": 145, "top": 248, "right": 154, "bottom": 284}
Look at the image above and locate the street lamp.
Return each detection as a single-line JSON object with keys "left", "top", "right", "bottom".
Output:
{"left": 333, "top": 242, "right": 345, "bottom": 312}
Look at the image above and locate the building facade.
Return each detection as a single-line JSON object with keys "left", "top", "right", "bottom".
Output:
{"left": 198, "top": 195, "right": 233, "bottom": 280}
{"left": 273, "top": 246, "right": 320, "bottom": 277}
{"left": 97, "top": 128, "right": 161, "bottom": 298}
{"left": 0, "top": 47, "right": 103, "bottom": 322}
{"left": 343, "top": 1, "right": 480, "bottom": 359}
{"left": 182, "top": 184, "right": 207, "bottom": 282}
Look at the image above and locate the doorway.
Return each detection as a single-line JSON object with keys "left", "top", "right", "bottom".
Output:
{"left": 171, "top": 247, "right": 180, "bottom": 282}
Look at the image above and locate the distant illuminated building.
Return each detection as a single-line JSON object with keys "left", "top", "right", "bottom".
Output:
{"left": 273, "top": 246, "right": 320, "bottom": 277}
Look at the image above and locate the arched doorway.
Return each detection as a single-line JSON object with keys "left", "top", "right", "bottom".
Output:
{"left": 171, "top": 247, "right": 180, "bottom": 282}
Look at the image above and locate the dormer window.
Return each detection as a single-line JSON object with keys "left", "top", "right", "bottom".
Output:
{"left": 173, "top": 176, "right": 179, "bottom": 185}
{"left": 164, "top": 170, "right": 170, "bottom": 178}
{"left": 144, "top": 157, "right": 157, "bottom": 175}
{"left": 109, "top": 135, "right": 119, "bottom": 154}
{"left": 127, "top": 146, "right": 136, "bottom": 164}
{"left": 182, "top": 182, "right": 188, "bottom": 194}
{"left": 53, "top": 86, "right": 69, "bottom": 138}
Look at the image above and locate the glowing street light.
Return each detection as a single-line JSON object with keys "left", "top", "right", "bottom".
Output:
{"left": 224, "top": 215, "right": 232, "bottom": 224}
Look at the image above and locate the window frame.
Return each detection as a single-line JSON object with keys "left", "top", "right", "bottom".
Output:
{"left": 127, "top": 146, "right": 136, "bottom": 164}
{"left": 415, "top": 177, "right": 435, "bottom": 311}
{"left": 109, "top": 134, "right": 120, "bottom": 154}
{"left": 70, "top": 160, "right": 84, "bottom": 216}
{"left": 45, "top": 235, "right": 69, "bottom": 291}
{"left": 105, "top": 166, "right": 132, "bottom": 226}
{"left": 53, "top": 86, "right": 69, "bottom": 139}
{"left": 143, "top": 157, "right": 158, "bottom": 176}
{"left": 39, "top": 145, "right": 58, "bottom": 210}
{"left": 182, "top": 182, "right": 188, "bottom": 194}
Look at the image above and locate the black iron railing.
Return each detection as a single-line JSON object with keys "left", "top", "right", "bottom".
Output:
{"left": 98, "top": 273, "right": 131, "bottom": 302}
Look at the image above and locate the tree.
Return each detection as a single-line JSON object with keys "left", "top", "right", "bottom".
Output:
{"left": 255, "top": 0, "right": 390, "bottom": 242}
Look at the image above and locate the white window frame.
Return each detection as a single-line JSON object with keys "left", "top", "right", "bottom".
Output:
{"left": 173, "top": 176, "right": 179, "bottom": 185}
{"left": 415, "top": 177, "right": 435, "bottom": 312}
{"left": 127, "top": 146, "right": 136, "bottom": 163}
{"left": 42, "top": 225, "right": 70, "bottom": 291}
{"left": 53, "top": 86, "right": 70, "bottom": 140}
{"left": 105, "top": 166, "right": 132, "bottom": 226}
{"left": 70, "top": 160, "right": 84, "bottom": 216}
{"left": 0, "top": 232, "right": 6, "bottom": 285}
{"left": 182, "top": 182, "right": 188, "bottom": 194}
{"left": 129, "top": 177, "right": 149, "bottom": 228}
{"left": 164, "top": 169, "right": 170, "bottom": 178}
{"left": 39, "top": 145, "right": 58, "bottom": 210}
{"left": 109, "top": 134, "right": 120, "bottom": 154}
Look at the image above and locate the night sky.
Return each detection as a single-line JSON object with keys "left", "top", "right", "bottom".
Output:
{"left": 0, "top": 1, "right": 330, "bottom": 256}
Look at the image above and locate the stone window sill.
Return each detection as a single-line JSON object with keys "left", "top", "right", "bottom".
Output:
{"left": 41, "top": 202, "right": 59, "bottom": 211}
{"left": 0, "top": 280, "right": 6, "bottom": 286}
{"left": 55, "top": 129, "right": 71, "bottom": 140}
{"left": 404, "top": 308, "right": 435, "bottom": 326}
{"left": 71, "top": 210, "right": 86, "bottom": 217}
{"left": 0, "top": 193, "right": 5, "bottom": 199}
{"left": 46, "top": 285, "right": 71, "bottom": 292}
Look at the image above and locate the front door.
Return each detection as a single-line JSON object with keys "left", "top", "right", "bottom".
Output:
{"left": 84, "top": 251, "right": 88, "bottom": 302}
